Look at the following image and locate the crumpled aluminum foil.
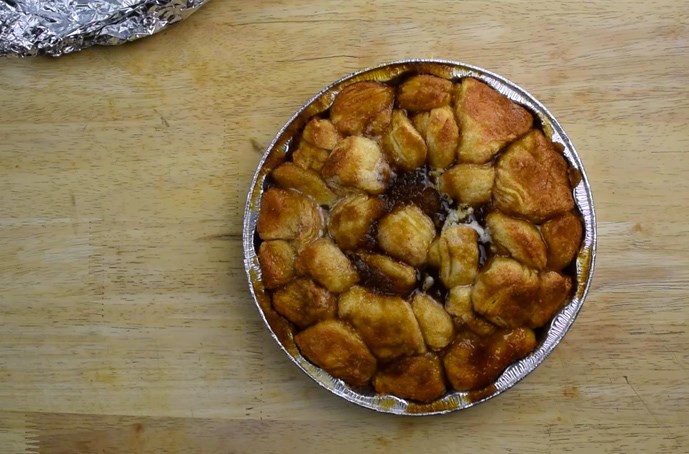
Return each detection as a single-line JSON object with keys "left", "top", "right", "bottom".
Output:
{"left": 0, "top": 0, "right": 209, "bottom": 57}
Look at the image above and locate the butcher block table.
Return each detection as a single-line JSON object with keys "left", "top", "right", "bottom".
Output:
{"left": 1, "top": 1, "right": 688, "bottom": 452}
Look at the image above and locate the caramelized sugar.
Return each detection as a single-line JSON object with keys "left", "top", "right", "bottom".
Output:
{"left": 383, "top": 167, "right": 450, "bottom": 229}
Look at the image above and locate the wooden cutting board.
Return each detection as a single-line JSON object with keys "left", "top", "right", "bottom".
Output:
{"left": 1, "top": 1, "right": 688, "bottom": 452}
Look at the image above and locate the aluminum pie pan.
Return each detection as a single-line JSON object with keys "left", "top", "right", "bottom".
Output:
{"left": 242, "top": 59, "right": 597, "bottom": 416}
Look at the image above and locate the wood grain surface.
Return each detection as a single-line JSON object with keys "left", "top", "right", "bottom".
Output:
{"left": 1, "top": 1, "right": 688, "bottom": 452}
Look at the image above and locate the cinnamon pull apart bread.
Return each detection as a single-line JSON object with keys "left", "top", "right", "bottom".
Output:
{"left": 255, "top": 73, "right": 584, "bottom": 403}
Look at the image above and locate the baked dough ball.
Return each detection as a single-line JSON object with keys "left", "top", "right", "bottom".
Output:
{"left": 381, "top": 110, "right": 427, "bottom": 171}
{"left": 377, "top": 205, "right": 436, "bottom": 267}
{"left": 472, "top": 257, "right": 571, "bottom": 329}
{"left": 427, "top": 224, "right": 479, "bottom": 288}
{"left": 258, "top": 240, "right": 297, "bottom": 289}
{"left": 353, "top": 252, "right": 417, "bottom": 297}
{"left": 493, "top": 129, "right": 575, "bottom": 223}
{"left": 439, "top": 163, "right": 495, "bottom": 206}
{"left": 445, "top": 285, "right": 497, "bottom": 336}
{"left": 302, "top": 117, "right": 342, "bottom": 150}
{"left": 532, "top": 270, "right": 573, "bottom": 328}
{"left": 486, "top": 211, "right": 547, "bottom": 269}
{"left": 455, "top": 78, "right": 533, "bottom": 164}
{"left": 271, "top": 162, "right": 337, "bottom": 206}
{"left": 373, "top": 353, "right": 446, "bottom": 403}
{"left": 272, "top": 278, "right": 337, "bottom": 329}
{"left": 443, "top": 327, "right": 536, "bottom": 391}
{"left": 330, "top": 81, "right": 394, "bottom": 136}
{"left": 397, "top": 74, "right": 453, "bottom": 111}
{"left": 411, "top": 293, "right": 455, "bottom": 350}
{"left": 338, "top": 286, "right": 426, "bottom": 360}
{"left": 257, "top": 187, "right": 323, "bottom": 245}
{"left": 444, "top": 285, "right": 472, "bottom": 319}
{"left": 295, "top": 319, "right": 377, "bottom": 387}
{"left": 292, "top": 140, "right": 330, "bottom": 172}
{"left": 296, "top": 238, "right": 359, "bottom": 293}
{"left": 321, "top": 136, "right": 392, "bottom": 194}
{"left": 471, "top": 257, "right": 540, "bottom": 328}
{"left": 412, "top": 106, "right": 459, "bottom": 169}
{"left": 328, "top": 194, "right": 385, "bottom": 250}
{"left": 541, "top": 211, "right": 583, "bottom": 270}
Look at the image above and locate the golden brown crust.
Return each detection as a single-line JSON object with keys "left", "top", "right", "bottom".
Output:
{"left": 354, "top": 252, "right": 417, "bottom": 297}
{"left": 412, "top": 111, "right": 430, "bottom": 136}
{"left": 272, "top": 278, "right": 337, "bottom": 329}
{"left": 292, "top": 140, "right": 330, "bottom": 172}
{"left": 415, "top": 106, "right": 459, "bottom": 169}
{"left": 439, "top": 164, "right": 495, "bottom": 206}
{"left": 381, "top": 110, "right": 427, "bottom": 171}
{"left": 397, "top": 75, "right": 453, "bottom": 111}
{"left": 445, "top": 286, "right": 497, "bottom": 336}
{"left": 442, "top": 333, "right": 481, "bottom": 391}
{"left": 493, "top": 129, "right": 575, "bottom": 223}
{"left": 328, "top": 194, "right": 385, "bottom": 250}
{"left": 256, "top": 187, "right": 323, "bottom": 245}
{"left": 486, "top": 211, "right": 547, "bottom": 269}
{"left": 271, "top": 162, "right": 337, "bottom": 206}
{"left": 455, "top": 78, "right": 533, "bottom": 164}
{"left": 330, "top": 81, "right": 394, "bottom": 136}
{"left": 258, "top": 240, "right": 297, "bottom": 289}
{"left": 443, "top": 327, "right": 536, "bottom": 391}
{"left": 427, "top": 225, "right": 479, "bottom": 288}
{"left": 411, "top": 293, "right": 455, "bottom": 350}
{"left": 471, "top": 257, "right": 540, "bottom": 328}
{"left": 472, "top": 257, "right": 571, "bottom": 329}
{"left": 321, "top": 136, "right": 392, "bottom": 194}
{"left": 295, "top": 319, "right": 377, "bottom": 388}
{"left": 296, "top": 238, "right": 359, "bottom": 293}
{"left": 531, "top": 270, "right": 572, "bottom": 328}
{"left": 541, "top": 211, "right": 583, "bottom": 270}
{"left": 373, "top": 353, "right": 446, "bottom": 403}
{"left": 302, "top": 117, "right": 342, "bottom": 150}
{"left": 376, "top": 205, "right": 436, "bottom": 267}
{"left": 338, "top": 286, "right": 426, "bottom": 360}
